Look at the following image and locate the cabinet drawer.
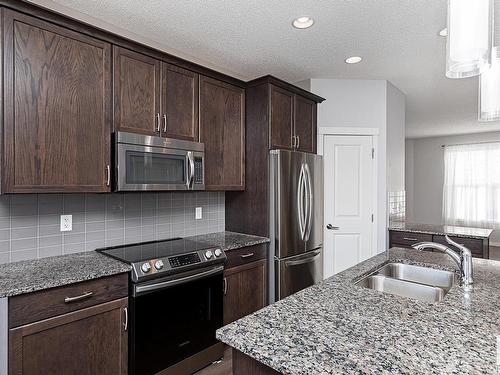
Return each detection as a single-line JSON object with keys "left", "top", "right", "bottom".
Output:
{"left": 225, "top": 244, "right": 267, "bottom": 269}
{"left": 390, "top": 231, "right": 432, "bottom": 247}
{"left": 9, "top": 273, "right": 128, "bottom": 328}
{"left": 432, "top": 235, "right": 484, "bottom": 257}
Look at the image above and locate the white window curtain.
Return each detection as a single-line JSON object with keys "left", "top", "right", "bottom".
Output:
{"left": 443, "top": 142, "right": 500, "bottom": 229}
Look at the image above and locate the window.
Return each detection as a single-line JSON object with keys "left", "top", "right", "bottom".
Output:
{"left": 443, "top": 142, "right": 500, "bottom": 228}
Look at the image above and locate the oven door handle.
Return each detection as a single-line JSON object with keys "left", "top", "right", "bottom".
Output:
{"left": 134, "top": 265, "right": 223, "bottom": 295}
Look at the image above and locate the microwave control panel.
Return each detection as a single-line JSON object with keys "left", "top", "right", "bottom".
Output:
{"left": 194, "top": 158, "right": 204, "bottom": 184}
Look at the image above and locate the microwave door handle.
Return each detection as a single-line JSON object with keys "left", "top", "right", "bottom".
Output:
{"left": 186, "top": 151, "right": 195, "bottom": 189}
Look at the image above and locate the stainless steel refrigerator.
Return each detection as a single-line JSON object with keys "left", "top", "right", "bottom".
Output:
{"left": 269, "top": 149, "right": 323, "bottom": 302}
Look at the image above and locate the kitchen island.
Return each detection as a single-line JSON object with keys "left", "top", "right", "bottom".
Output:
{"left": 216, "top": 248, "right": 500, "bottom": 374}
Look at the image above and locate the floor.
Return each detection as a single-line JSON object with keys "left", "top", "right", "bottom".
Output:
{"left": 490, "top": 245, "right": 500, "bottom": 261}
{"left": 194, "top": 346, "right": 232, "bottom": 375}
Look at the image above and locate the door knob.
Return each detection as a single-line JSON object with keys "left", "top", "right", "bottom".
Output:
{"left": 326, "top": 224, "right": 339, "bottom": 230}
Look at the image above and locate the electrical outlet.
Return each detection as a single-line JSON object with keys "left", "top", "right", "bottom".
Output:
{"left": 60, "top": 215, "right": 72, "bottom": 232}
{"left": 195, "top": 207, "right": 202, "bottom": 220}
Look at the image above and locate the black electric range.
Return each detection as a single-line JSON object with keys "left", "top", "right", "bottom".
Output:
{"left": 97, "top": 238, "right": 226, "bottom": 375}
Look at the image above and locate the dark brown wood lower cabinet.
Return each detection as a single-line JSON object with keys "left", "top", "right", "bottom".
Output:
{"left": 232, "top": 349, "right": 280, "bottom": 375}
{"left": 9, "top": 298, "right": 128, "bottom": 375}
{"left": 388, "top": 230, "right": 489, "bottom": 258}
{"left": 223, "top": 258, "right": 267, "bottom": 326}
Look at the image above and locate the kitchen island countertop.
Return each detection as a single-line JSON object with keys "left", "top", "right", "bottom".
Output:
{"left": 217, "top": 247, "right": 500, "bottom": 374}
{"left": 388, "top": 222, "right": 493, "bottom": 239}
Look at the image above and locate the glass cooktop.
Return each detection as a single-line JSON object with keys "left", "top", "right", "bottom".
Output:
{"left": 96, "top": 238, "right": 215, "bottom": 263}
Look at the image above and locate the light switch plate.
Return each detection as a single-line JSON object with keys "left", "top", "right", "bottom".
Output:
{"left": 60, "top": 215, "right": 72, "bottom": 232}
{"left": 195, "top": 207, "right": 202, "bottom": 220}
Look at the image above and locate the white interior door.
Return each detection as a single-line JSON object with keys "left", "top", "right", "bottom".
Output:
{"left": 323, "top": 135, "right": 374, "bottom": 277}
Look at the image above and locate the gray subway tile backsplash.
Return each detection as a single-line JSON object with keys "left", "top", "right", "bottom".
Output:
{"left": 0, "top": 192, "right": 225, "bottom": 264}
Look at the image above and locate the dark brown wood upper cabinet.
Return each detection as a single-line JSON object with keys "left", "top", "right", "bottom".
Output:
{"left": 270, "top": 85, "right": 294, "bottom": 150}
{"left": 294, "top": 95, "right": 317, "bottom": 153}
{"left": 3, "top": 10, "right": 112, "bottom": 193}
{"left": 199, "top": 76, "right": 245, "bottom": 191}
{"left": 113, "top": 46, "right": 161, "bottom": 136}
{"left": 161, "top": 63, "right": 199, "bottom": 141}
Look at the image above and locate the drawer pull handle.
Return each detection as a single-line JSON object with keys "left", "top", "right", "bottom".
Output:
{"left": 240, "top": 253, "right": 255, "bottom": 259}
{"left": 223, "top": 277, "right": 227, "bottom": 295}
{"left": 64, "top": 291, "right": 93, "bottom": 303}
{"left": 403, "top": 237, "right": 418, "bottom": 241}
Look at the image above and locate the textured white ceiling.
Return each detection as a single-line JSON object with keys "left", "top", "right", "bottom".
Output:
{"left": 29, "top": 0, "right": 500, "bottom": 138}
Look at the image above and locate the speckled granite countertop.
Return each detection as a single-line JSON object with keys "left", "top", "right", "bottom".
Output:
{"left": 217, "top": 248, "right": 500, "bottom": 374}
{"left": 389, "top": 222, "right": 493, "bottom": 239}
{"left": 187, "top": 231, "right": 269, "bottom": 251}
{"left": 0, "top": 251, "right": 131, "bottom": 298}
{"left": 0, "top": 231, "right": 268, "bottom": 298}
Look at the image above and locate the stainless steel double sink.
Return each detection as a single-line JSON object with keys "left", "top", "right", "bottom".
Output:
{"left": 355, "top": 262, "right": 456, "bottom": 303}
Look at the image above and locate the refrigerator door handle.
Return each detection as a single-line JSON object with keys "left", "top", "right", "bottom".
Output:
{"left": 297, "top": 164, "right": 306, "bottom": 240}
{"left": 304, "top": 163, "right": 313, "bottom": 241}
{"left": 284, "top": 249, "right": 321, "bottom": 267}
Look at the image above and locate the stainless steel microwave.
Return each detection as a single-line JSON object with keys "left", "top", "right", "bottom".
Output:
{"left": 114, "top": 132, "right": 205, "bottom": 191}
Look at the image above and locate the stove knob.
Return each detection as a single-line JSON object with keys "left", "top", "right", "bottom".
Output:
{"left": 154, "top": 260, "right": 164, "bottom": 270}
{"left": 205, "top": 250, "right": 213, "bottom": 259}
{"left": 141, "top": 262, "right": 151, "bottom": 273}
{"left": 214, "top": 249, "right": 222, "bottom": 257}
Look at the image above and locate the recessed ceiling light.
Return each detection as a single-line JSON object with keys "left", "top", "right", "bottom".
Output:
{"left": 345, "top": 56, "right": 363, "bottom": 64}
{"left": 292, "top": 16, "right": 314, "bottom": 29}
{"left": 439, "top": 28, "right": 448, "bottom": 37}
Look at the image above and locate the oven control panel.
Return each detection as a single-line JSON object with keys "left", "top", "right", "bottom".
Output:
{"left": 131, "top": 247, "right": 226, "bottom": 281}
{"left": 169, "top": 253, "right": 201, "bottom": 268}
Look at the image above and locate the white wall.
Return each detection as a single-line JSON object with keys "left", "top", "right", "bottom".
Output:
{"left": 406, "top": 131, "right": 500, "bottom": 244}
{"left": 386, "top": 82, "right": 406, "bottom": 191}
{"left": 297, "top": 79, "right": 406, "bottom": 253}
{"left": 405, "top": 139, "right": 415, "bottom": 221}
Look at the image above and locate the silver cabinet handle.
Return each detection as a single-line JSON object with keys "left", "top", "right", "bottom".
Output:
{"left": 403, "top": 237, "right": 418, "bottom": 241}
{"left": 291, "top": 135, "right": 296, "bottom": 148}
{"left": 223, "top": 277, "right": 227, "bottom": 295}
{"left": 163, "top": 114, "right": 167, "bottom": 133}
{"left": 155, "top": 113, "right": 161, "bottom": 132}
{"left": 326, "top": 224, "right": 339, "bottom": 230}
{"left": 64, "top": 291, "right": 93, "bottom": 303}
{"left": 240, "top": 253, "right": 255, "bottom": 259}
{"left": 123, "top": 307, "right": 128, "bottom": 331}
{"left": 297, "top": 135, "right": 300, "bottom": 148}
{"left": 105, "top": 165, "right": 111, "bottom": 187}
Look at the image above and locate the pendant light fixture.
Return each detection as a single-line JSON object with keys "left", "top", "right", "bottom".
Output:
{"left": 479, "top": 47, "right": 500, "bottom": 121}
{"left": 446, "top": 0, "right": 493, "bottom": 79}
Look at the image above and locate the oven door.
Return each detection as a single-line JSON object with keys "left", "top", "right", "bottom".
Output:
{"left": 130, "top": 265, "right": 223, "bottom": 375}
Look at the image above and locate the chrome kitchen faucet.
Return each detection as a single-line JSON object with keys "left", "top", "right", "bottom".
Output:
{"left": 411, "top": 235, "right": 473, "bottom": 286}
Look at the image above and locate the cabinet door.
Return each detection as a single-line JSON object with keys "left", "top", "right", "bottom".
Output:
{"left": 294, "top": 95, "right": 316, "bottom": 153}
{"left": 223, "top": 259, "right": 267, "bottom": 325}
{"left": 270, "top": 85, "right": 294, "bottom": 150}
{"left": 9, "top": 298, "right": 128, "bottom": 375}
{"left": 3, "top": 10, "right": 112, "bottom": 193}
{"left": 114, "top": 46, "right": 161, "bottom": 136}
{"left": 161, "top": 63, "right": 199, "bottom": 141}
{"left": 199, "top": 76, "right": 245, "bottom": 190}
